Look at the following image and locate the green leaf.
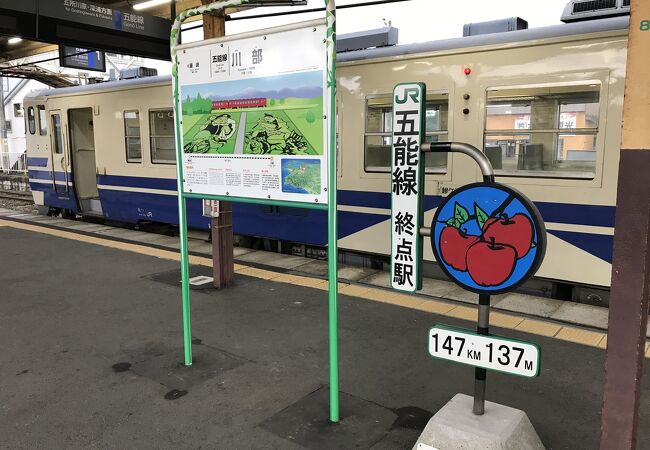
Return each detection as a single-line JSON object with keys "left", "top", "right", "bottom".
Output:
{"left": 454, "top": 202, "right": 469, "bottom": 223}
{"left": 474, "top": 203, "right": 488, "bottom": 230}
{"left": 446, "top": 218, "right": 455, "bottom": 226}
{"left": 531, "top": 242, "right": 537, "bottom": 248}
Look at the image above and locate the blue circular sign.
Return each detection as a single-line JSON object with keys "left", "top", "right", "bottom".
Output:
{"left": 430, "top": 182, "right": 546, "bottom": 295}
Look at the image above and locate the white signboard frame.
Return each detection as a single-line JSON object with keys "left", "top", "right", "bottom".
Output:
{"left": 428, "top": 325, "right": 541, "bottom": 378}
{"left": 176, "top": 20, "right": 329, "bottom": 206}
{"left": 390, "top": 82, "right": 426, "bottom": 292}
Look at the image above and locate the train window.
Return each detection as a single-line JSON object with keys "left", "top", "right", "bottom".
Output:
{"left": 485, "top": 83, "right": 600, "bottom": 179}
{"left": 52, "top": 114, "right": 63, "bottom": 154}
{"left": 37, "top": 106, "right": 47, "bottom": 135}
{"left": 364, "top": 92, "right": 448, "bottom": 173}
{"left": 149, "top": 109, "right": 176, "bottom": 164}
{"left": 27, "top": 107, "right": 36, "bottom": 135}
{"left": 124, "top": 110, "right": 142, "bottom": 163}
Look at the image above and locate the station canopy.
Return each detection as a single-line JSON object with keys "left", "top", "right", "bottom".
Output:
{"left": 0, "top": 0, "right": 224, "bottom": 63}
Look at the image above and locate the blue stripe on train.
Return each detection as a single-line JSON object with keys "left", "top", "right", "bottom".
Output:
{"left": 30, "top": 184, "right": 79, "bottom": 211}
{"left": 95, "top": 174, "right": 616, "bottom": 229}
{"left": 27, "top": 157, "right": 48, "bottom": 167}
{"left": 95, "top": 174, "right": 616, "bottom": 262}
{"left": 547, "top": 230, "right": 613, "bottom": 264}
{"left": 99, "top": 174, "right": 178, "bottom": 191}
{"left": 97, "top": 188, "right": 388, "bottom": 246}
{"left": 28, "top": 170, "right": 71, "bottom": 182}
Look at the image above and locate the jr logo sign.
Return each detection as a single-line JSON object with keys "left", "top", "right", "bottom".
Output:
{"left": 390, "top": 83, "right": 425, "bottom": 292}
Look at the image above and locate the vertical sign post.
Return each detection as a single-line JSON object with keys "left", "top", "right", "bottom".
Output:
{"left": 390, "top": 83, "right": 425, "bottom": 293}
{"left": 170, "top": 0, "right": 340, "bottom": 423}
{"left": 600, "top": 0, "right": 650, "bottom": 447}
{"left": 389, "top": 135, "right": 546, "bottom": 418}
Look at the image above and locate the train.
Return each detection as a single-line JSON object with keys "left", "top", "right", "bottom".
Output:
{"left": 24, "top": 9, "right": 630, "bottom": 303}
{"left": 211, "top": 98, "right": 267, "bottom": 110}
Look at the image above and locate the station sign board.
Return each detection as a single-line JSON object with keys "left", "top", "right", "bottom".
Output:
{"left": 38, "top": 0, "right": 171, "bottom": 40}
{"left": 390, "top": 83, "right": 426, "bottom": 292}
{"left": 428, "top": 325, "right": 540, "bottom": 378}
{"left": 176, "top": 22, "right": 329, "bottom": 205}
{"left": 59, "top": 46, "right": 106, "bottom": 72}
{"left": 430, "top": 182, "right": 546, "bottom": 295}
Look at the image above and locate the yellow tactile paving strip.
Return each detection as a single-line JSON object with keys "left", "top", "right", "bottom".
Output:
{"left": 2, "top": 217, "right": 647, "bottom": 356}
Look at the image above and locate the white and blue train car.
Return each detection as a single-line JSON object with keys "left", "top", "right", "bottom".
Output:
{"left": 24, "top": 15, "right": 629, "bottom": 298}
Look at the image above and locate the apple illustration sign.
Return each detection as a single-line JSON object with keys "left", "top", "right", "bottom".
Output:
{"left": 430, "top": 183, "right": 546, "bottom": 295}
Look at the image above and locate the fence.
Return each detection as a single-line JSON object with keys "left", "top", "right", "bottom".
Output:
{"left": 0, "top": 140, "right": 27, "bottom": 175}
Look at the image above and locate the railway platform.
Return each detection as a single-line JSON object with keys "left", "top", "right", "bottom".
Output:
{"left": 1, "top": 216, "right": 649, "bottom": 449}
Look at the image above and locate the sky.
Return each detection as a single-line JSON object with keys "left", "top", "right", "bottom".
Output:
{"left": 182, "top": 0, "right": 572, "bottom": 44}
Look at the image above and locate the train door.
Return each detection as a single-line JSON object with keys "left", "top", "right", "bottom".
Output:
{"left": 49, "top": 110, "right": 71, "bottom": 195}
{"left": 68, "top": 108, "right": 102, "bottom": 214}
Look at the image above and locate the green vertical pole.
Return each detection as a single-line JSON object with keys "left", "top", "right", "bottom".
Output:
{"left": 325, "top": 0, "right": 339, "bottom": 423}
{"left": 171, "top": 1, "right": 249, "bottom": 366}
{"left": 171, "top": 1, "right": 339, "bottom": 407}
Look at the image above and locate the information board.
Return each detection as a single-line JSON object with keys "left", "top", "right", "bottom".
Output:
{"left": 390, "top": 83, "right": 425, "bottom": 292}
{"left": 177, "top": 22, "right": 328, "bottom": 205}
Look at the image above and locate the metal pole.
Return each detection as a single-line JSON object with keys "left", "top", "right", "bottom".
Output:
{"left": 422, "top": 141, "right": 495, "bottom": 183}
{"left": 422, "top": 141, "right": 495, "bottom": 414}
{"left": 325, "top": 0, "right": 340, "bottom": 423}
{"left": 170, "top": 3, "right": 339, "bottom": 414}
{"left": 473, "top": 293, "right": 490, "bottom": 415}
{"left": 600, "top": 1, "right": 650, "bottom": 447}
{"left": 171, "top": 1, "right": 245, "bottom": 367}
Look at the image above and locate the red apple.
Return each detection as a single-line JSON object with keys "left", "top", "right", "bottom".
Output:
{"left": 483, "top": 213, "right": 534, "bottom": 258}
{"left": 466, "top": 240, "right": 516, "bottom": 287}
{"left": 439, "top": 226, "right": 479, "bottom": 271}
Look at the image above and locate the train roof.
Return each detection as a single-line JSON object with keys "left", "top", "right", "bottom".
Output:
{"left": 25, "top": 15, "right": 629, "bottom": 100}
{"left": 338, "top": 15, "right": 629, "bottom": 63}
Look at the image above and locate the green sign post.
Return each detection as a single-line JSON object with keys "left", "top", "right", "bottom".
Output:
{"left": 170, "top": 0, "right": 340, "bottom": 422}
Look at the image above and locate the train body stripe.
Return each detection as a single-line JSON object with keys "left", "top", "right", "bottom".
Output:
{"left": 28, "top": 170, "right": 71, "bottom": 182}
{"left": 26, "top": 181, "right": 615, "bottom": 263}
{"left": 27, "top": 157, "right": 48, "bottom": 167}
{"left": 98, "top": 174, "right": 178, "bottom": 191}
{"left": 46, "top": 172, "right": 616, "bottom": 230}
{"left": 535, "top": 202, "right": 615, "bottom": 228}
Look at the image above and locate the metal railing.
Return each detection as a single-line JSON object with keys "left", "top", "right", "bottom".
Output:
{"left": 0, "top": 143, "right": 28, "bottom": 175}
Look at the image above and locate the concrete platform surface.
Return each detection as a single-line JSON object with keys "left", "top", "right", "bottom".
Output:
{"left": 1, "top": 225, "right": 650, "bottom": 449}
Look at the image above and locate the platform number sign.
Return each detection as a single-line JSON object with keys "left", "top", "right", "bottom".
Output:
{"left": 390, "top": 83, "right": 426, "bottom": 292}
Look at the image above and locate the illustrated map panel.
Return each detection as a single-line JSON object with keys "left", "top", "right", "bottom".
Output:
{"left": 177, "top": 22, "right": 328, "bottom": 204}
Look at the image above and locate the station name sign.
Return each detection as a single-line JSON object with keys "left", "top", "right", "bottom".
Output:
{"left": 390, "top": 83, "right": 425, "bottom": 292}
{"left": 177, "top": 22, "right": 329, "bottom": 206}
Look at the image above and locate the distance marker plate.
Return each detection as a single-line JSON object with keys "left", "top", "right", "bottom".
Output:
{"left": 428, "top": 324, "right": 541, "bottom": 378}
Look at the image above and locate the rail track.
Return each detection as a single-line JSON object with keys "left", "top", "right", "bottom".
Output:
{"left": 0, "top": 189, "right": 33, "bottom": 203}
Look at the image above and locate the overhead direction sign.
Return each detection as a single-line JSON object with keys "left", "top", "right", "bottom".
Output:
{"left": 177, "top": 22, "right": 329, "bottom": 205}
{"left": 59, "top": 46, "right": 106, "bottom": 72}
{"left": 428, "top": 325, "right": 540, "bottom": 378}
{"left": 390, "top": 82, "right": 426, "bottom": 292}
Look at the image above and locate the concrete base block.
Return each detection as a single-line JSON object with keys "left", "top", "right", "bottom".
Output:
{"left": 413, "top": 394, "right": 545, "bottom": 450}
